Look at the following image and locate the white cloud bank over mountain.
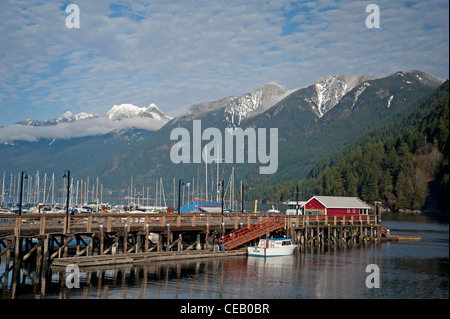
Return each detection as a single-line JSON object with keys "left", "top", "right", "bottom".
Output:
{"left": 0, "top": 117, "right": 166, "bottom": 143}
{"left": 0, "top": 103, "right": 171, "bottom": 143}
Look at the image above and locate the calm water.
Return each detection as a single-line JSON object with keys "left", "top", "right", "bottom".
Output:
{"left": 1, "top": 213, "right": 448, "bottom": 299}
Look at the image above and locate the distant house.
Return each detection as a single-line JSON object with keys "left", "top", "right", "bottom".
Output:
{"left": 303, "top": 196, "right": 371, "bottom": 216}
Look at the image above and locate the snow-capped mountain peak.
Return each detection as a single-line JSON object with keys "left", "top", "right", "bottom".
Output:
{"left": 171, "top": 82, "right": 291, "bottom": 127}
{"left": 224, "top": 82, "right": 291, "bottom": 127}
{"left": 57, "top": 111, "right": 95, "bottom": 122}
{"left": 106, "top": 103, "right": 171, "bottom": 122}
{"left": 16, "top": 111, "right": 95, "bottom": 126}
{"left": 296, "top": 74, "right": 376, "bottom": 118}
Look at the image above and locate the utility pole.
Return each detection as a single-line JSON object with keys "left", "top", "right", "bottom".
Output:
{"left": 241, "top": 181, "right": 245, "bottom": 214}
{"left": 64, "top": 170, "right": 71, "bottom": 233}
{"left": 178, "top": 179, "right": 185, "bottom": 214}
{"left": 220, "top": 179, "right": 224, "bottom": 249}
{"left": 18, "top": 171, "right": 28, "bottom": 216}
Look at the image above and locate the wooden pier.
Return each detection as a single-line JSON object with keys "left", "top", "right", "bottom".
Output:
{"left": 51, "top": 249, "right": 248, "bottom": 269}
{"left": 1, "top": 212, "right": 382, "bottom": 272}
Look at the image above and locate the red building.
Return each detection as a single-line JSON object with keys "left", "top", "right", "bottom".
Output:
{"left": 303, "top": 196, "right": 371, "bottom": 216}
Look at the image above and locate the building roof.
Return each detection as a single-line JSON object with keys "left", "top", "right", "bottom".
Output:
{"left": 199, "top": 206, "right": 223, "bottom": 213}
{"left": 180, "top": 201, "right": 221, "bottom": 212}
{"left": 311, "top": 196, "right": 371, "bottom": 209}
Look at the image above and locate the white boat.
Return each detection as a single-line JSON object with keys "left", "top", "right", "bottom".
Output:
{"left": 285, "top": 200, "right": 306, "bottom": 215}
{"left": 247, "top": 238, "right": 297, "bottom": 257}
{"left": 266, "top": 205, "right": 280, "bottom": 214}
{"left": 73, "top": 206, "right": 94, "bottom": 213}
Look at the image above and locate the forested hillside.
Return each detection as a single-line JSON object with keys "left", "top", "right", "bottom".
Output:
{"left": 252, "top": 81, "right": 449, "bottom": 213}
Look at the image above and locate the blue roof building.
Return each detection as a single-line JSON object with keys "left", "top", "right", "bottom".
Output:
{"left": 180, "top": 201, "right": 223, "bottom": 213}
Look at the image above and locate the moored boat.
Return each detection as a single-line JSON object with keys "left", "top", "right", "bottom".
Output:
{"left": 247, "top": 238, "right": 297, "bottom": 257}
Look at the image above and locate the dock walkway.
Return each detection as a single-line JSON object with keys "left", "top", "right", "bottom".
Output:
{"left": 51, "top": 249, "right": 247, "bottom": 269}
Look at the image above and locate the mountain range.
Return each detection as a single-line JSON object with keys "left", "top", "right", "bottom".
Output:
{"left": 0, "top": 70, "right": 445, "bottom": 202}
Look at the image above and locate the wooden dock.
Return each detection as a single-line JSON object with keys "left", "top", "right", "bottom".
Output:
{"left": 1, "top": 212, "right": 382, "bottom": 275}
{"left": 51, "top": 249, "right": 247, "bottom": 269}
{"left": 381, "top": 235, "right": 422, "bottom": 241}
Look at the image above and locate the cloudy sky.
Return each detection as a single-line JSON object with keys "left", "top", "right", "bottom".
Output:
{"left": 0, "top": 0, "right": 448, "bottom": 127}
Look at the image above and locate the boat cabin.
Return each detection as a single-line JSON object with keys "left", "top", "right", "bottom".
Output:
{"left": 257, "top": 238, "right": 294, "bottom": 248}
{"left": 285, "top": 201, "right": 306, "bottom": 215}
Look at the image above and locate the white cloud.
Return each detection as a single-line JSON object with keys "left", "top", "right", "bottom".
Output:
{"left": 0, "top": 117, "right": 166, "bottom": 143}
{"left": 0, "top": 0, "right": 448, "bottom": 127}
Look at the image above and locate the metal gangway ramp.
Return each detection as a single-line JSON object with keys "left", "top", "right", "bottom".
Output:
{"left": 218, "top": 216, "right": 285, "bottom": 250}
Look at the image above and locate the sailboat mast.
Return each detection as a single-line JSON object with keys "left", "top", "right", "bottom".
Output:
{"left": 43, "top": 173, "right": 47, "bottom": 206}
{"left": 173, "top": 177, "right": 176, "bottom": 208}
{"left": 51, "top": 173, "right": 55, "bottom": 206}
{"left": 205, "top": 146, "right": 208, "bottom": 202}
{"left": 1, "top": 171, "right": 5, "bottom": 206}
{"left": 216, "top": 155, "right": 219, "bottom": 202}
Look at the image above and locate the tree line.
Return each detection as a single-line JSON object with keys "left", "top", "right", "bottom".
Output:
{"left": 249, "top": 81, "right": 449, "bottom": 212}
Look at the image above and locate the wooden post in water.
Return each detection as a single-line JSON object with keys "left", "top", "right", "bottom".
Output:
{"left": 350, "top": 225, "right": 354, "bottom": 244}
{"left": 123, "top": 225, "right": 128, "bottom": 253}
{"left": 327, "top": 225, "right": 331, "bottom": 247}
{"left": 136, "top": 234, "right": 141, "bottom": 253}
{"left": 178, "top": 234, "right": 183, "bottom": 251}
{"left": 14, "top": 227, "right": 21, "bottom": 271}
{"left": 76, "top": 234, "right": 81, "bottom": 256}
{"left": 166, "top": 226, "right": 171, "bottom": 251}
{"left": 301, "top": 228, "right": 305, "bottom": 247}
{"left": 370, "top": 225, "right": 374, "bottom": 242}
{"left": 42, "top": 234, "right": 50, "bottom": 273}
{"left": 157, "top": 233, "right": 162, "bottom": 252}
{"left": 196, "top": 233, "right": 201, "bottom": 250}
{"left": 113, "top": 234, "right": 119, "bottom": 255}
{"left": 34, "top": 237, "right": 43, "bottom": 285}
{"left": 4, "top": 239, "right": 11, "bottom": 274}
{"left": 264, "top": 232, "right": 269, "bottom": 258}
{"left": 205, "top": 223, "right": 210, "bottom": 250}
{"left": 376, "top": 202, "right": 381, "bottom": 226}
{"left": 144, "top": 225, "right": 149, "bottom": 252}
{"left": 305, "top": 225, "right": 309, "bottom": 246}
{"left": 316, "top": 225, "right": 320, "bottom": 246}
{"left": 64, "top": 235, "right": 69, "bottom": 257}
{"left": 100, "top": 225, "right": 104, "bottom": 255}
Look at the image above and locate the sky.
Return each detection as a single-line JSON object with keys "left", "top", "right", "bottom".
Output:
{"left": 0, "top": 0, "right": 448, "bottom": 127}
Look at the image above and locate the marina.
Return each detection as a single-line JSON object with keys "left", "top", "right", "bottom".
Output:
{"left": 0, "top": 171, "right": 436, "bottom": 300}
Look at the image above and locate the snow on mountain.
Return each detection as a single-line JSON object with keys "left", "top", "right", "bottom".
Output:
{"left": 4, "top": 70, "right": 443, "bottom": 144}
{"left": 350, "top": 82, "right": 371, "bottom": 109}
{"left": 106, "top": 103, "right": 171, "bottom": 122}
{"left": 307, "top": 74, "right": 376, "bottom": 117}
{"left": 17, "top": 111, "right": 95, "bottom": 126}
{"left": 171, "top": 76, "right": 379, "bottom": 127}
{"left": 224, "top": 82, "right": 291, "bottom": 127}
{"left": 58, "top": 111, "right": 95, "bottom": 122}
{"left": 172, "top": 82, "right": 291, "bottom": 127}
